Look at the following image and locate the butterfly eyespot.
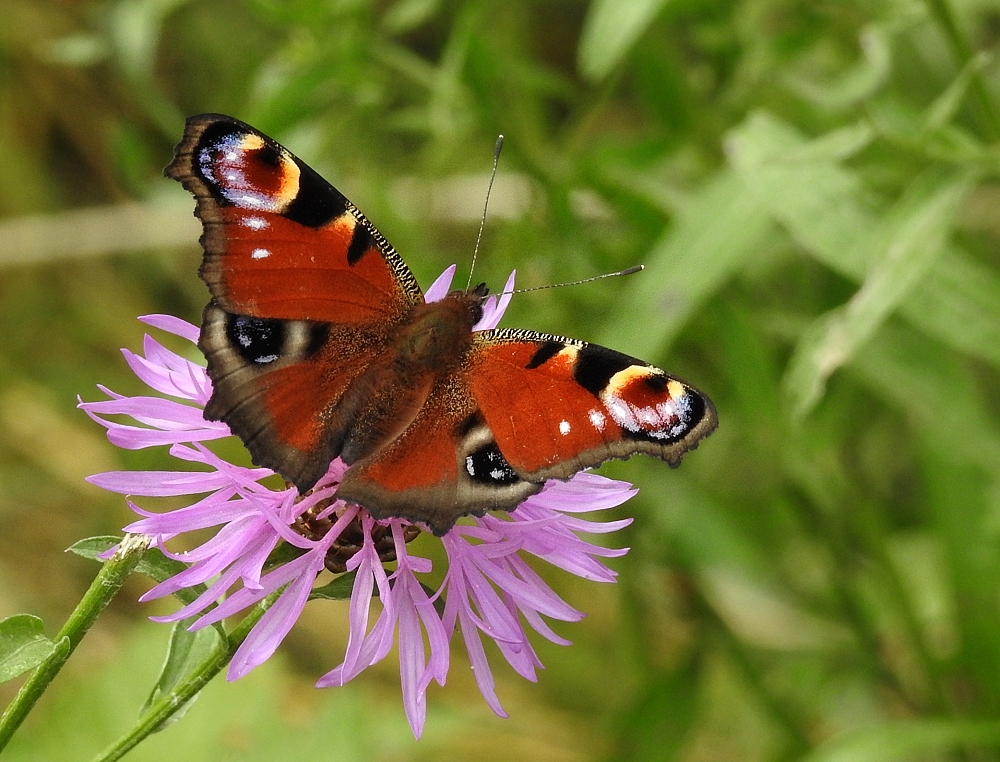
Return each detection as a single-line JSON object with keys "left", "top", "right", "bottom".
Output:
{"left": 465, "top": 443, "right": 519, "bottom": 485}
{"left": 227, "top": 314, "right": 285, "bottom": 365}
{"left": 253, "top": 142, "right": 282, "bottom": 168}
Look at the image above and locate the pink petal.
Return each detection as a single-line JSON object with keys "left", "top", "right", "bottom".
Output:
{"left": 86, "top": 469, "right": 233, "bottom": 496}
{"left": 228, "top": 557, "right": 321, "bottom": 679}
{"left": 424, "top": 264, "right": 457, "bottom": 303}
{"left": 139, "top": 314, "right": 200, "bottom": 343}
{"left": 475, "top": 270, "right": 516, "bottom": 330}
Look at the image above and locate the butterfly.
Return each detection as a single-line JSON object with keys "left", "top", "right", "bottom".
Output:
{"left": 166, "top": 114, "right": 717, "bottom": 535}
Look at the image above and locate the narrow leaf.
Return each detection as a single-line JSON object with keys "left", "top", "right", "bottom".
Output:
{"left": 596, "top": 169, "right": 775, "bottom": 358}
{"left": 67, "top": 535, "right": 125, "bottom": 561}
{"left": 925, "top": 51, "right": 992, "bottom": 131}
{"left": 783, "top": 25, "right": 891, "bottom": 109}
{"left": 0, "top": 616, "right": 57, "bottom": 683}
{"left": 728, "top": 111, "right": 1000, "bottom": 369}
{"left": 578, "top": 0, "right": 670, "bottom": 81}
{"left": 784, "top": 168, "right": 972, "bottom": 416}
{"left": 69, "top": 536, "right": 225, "bottom": 636}
{"left": 139, "top": 618, "right": 222, "bottom": 732}
{"left": 851, "top": 322, "right": 1000, "bottom": 478}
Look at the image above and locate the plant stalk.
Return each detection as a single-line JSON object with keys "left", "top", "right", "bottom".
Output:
{"left": 0, "top": 534, "right": 152, "bottom": 752}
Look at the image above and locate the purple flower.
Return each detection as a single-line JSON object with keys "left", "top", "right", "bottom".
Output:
{"left": 80, "top": 268, "right": 636, "bottom": 738}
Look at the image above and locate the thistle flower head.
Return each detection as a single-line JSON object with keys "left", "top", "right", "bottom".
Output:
{"left": 81, "top": 268, "right": 635, "bottom": 737}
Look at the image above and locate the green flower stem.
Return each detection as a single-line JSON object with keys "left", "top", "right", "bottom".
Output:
{"left": 90, "top": 590, "right": 278, "bottom": 762}
{"left": 924, "top": 0, "right": 1000, "bottom": 140}
{"left": 0, "top": 534, "right": 152, "bottom": 752}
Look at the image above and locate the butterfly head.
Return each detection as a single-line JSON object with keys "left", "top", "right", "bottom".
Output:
{"left": 440, "top": 280, "right": 491, "bottom": 329}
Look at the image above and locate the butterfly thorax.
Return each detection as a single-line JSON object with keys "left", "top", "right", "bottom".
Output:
{"left": 336, "top": 287, "right": 487, "bottom": 466}
{"left": 393, "top": 286, "right": 487, "bottom": 372}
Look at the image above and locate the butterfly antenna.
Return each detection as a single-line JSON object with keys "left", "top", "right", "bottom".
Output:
{"left": 512, "top": 265, "right": 644, "bottom": 295}
{"left": 467, "top": 135, "right": 504, "bottom": 290}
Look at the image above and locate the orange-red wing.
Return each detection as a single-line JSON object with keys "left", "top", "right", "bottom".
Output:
{"left": 336, "top": 377, "right": 542, "bottom": 536}
{"left": 335, "top": 328, "right": 717, "bottom": 536}
{"left": 166, "top": 114, "right": 422, "bottom": 325}
{"left": 166, "top": 114, "right": 427, "bottom": 493}
{"left": 467, "top": 329, "right": 718, "bottom": 480}
{"left": 199, "top": 308, "right": 392, "bottom": 492}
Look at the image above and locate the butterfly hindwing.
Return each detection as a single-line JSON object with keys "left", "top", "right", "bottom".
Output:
{"left": 336, "top": 376, "right": 542, "bottom": 535}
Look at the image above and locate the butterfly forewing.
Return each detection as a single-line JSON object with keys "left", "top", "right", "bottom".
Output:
{"left": 166, "top": 114, "right": 422, "bottom": 324}
{"left": 467, "top": 330, "right": 718, "bottom": 481}
{"left": 167, "top": 114, "right": 427, "bottom": 490}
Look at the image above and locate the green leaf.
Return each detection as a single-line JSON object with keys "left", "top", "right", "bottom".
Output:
{"left": 309, "top": 571, "right": 359, "bottom": 601}
{"left": 783, "top": 24, "right": 891, "bottom": 110}
{"left": 783, "top": 168, "right": 973, "bottom": 416}
{"left": 802, "top": 719, "right": 1000, "bottom": 762}
{"left": 383, "top": 0, "right": 441, "bottom": 34}
{"left": 139, "top": 619, "right": 223, "bottom": 732}
{"left": 67, "top": 535, "right": 125, "bottom": 561}
{"left": 728, "top": 111, "right": 1000, "bottom": 369}
{"left": 263, "top": 540, "right": 308, "bottom": 572}
{"left": 851, "top": 322, "right": 1000, "bottom": 478}
{"left": 71, "top": 535, "right": 190, "bottom": 591}
{"left": 0, "top": 615, "right": 58, "bottom": 683}
{"left": 779, "top": 121, "right": 875, "bottom": 163}
{"left": 727, "top": 111, "right": 876, "bottom": 273}
{"left": 596, "top": 169, "right": 775, "bottom": 358}
{"left": 924, "top": 51, "right": 992, "bottom": 131}
{"left": 578, "top": 0, "right": 670, "bottom": 81}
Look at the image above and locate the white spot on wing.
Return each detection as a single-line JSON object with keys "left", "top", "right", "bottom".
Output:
{"left": 559, "top": 420, "right": 571, "bottom": 436}
{"left": 238, "top": 194, "right": 268, "bottom": 209}
{"left": 251, "top": 248, "right": 270, "bottom": 259}
{"left": 589, "top": 409, "right": 606, "bottom": 432}
{"left": 241, "top": 215, "right": 269, "bottom": 230}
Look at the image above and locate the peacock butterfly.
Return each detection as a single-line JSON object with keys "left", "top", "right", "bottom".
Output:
{"left": 166, "top": 114, "right": 717, "bottom": 535}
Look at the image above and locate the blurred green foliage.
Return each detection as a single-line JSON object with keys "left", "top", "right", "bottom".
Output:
{"left": 2, "top": 0, "right": 1000, "bottom": 759}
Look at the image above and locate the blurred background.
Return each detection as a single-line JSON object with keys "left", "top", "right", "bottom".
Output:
{"left": 3, "top": 0, "right": 1000, "bottom": 759}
